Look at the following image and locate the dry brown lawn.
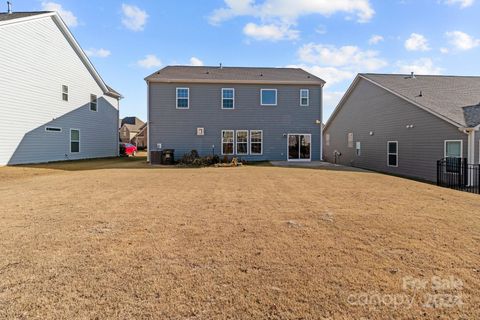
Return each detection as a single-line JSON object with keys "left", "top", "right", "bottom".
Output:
{"left": 0, "top": 156, "right": 479, "bottom": 319}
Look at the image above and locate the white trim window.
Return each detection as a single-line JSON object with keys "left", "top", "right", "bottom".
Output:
{"left": 70, "top": 129, "right": 80, "bottom": 153}
{"left": 261, "top": 89, "right": 277, "bottom": 106}
{"left": 176, "top": 88, "right": 189, "bottom": 109}
{"left": 444, "top": 140, "right": 463, "bottom": 158}
{"left": 221, "top": 130, "right": 234, "bottom": 155}
{"left": 45, "top": 127, "right": 62, "bottom": 132}
{"left": 222, "top": 88, "right": 235, "bottom": 109}
{"left": 90, "top": 94, "right": 98, "bottom": 112}
{"left": 300, "top": 89, "right": 309, "bottom": 106}
{"left": 250, "top": 130, "right": 263, "bottom": 155}
{"left": 387, "top": 141, "right": 398, "bottom": 167}
{"left": 62, "top": 85, "right": 69, "bottom": 101}
{"left": 236, "top": 130, "right": 248, "bottom": 155}
{"left": 347, "top": 132, "right": 354, "bottom": 148}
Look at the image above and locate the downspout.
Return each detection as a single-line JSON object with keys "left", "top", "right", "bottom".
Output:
{"left": 146, "top": 80, "right": 150, "bottom": 163}
{"left": 319, "top": 83, "right": 325, "bottom": 161}
{"left": 460, "top": 126, "right": 479, "bottom": 186}
{"left": 117, "top": 98, "right": 120, "bottom": 157}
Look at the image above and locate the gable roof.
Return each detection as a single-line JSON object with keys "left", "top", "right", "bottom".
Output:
{"left": 0, "top": 11, "right": 50, "bottom": 21}
{"left": 122, "top": 123, "right": 143, "bottom": 133}
{"left": 0, "top": 11, "right": 122, "bottom": 99}
{"left": 145, "top": 66, "right": 325, "bottom": 85}
{"left": 326, "top": 73, "right": 480, "bottom": 130}
{"left": 121, "top": 117, "right": 144, "bottom": 127}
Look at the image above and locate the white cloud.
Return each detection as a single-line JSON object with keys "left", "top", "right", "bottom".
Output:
{"left": 440, "top": 47, "right": 450, "bottom": 54}
{"left": 397, "top": 58, "right": 443, "bottom": 75}
{"left": 210, "top": 0, "right": 375, "bottom": 24}
{"left": 121, "top": 4, "right": 148, "bottom": 31}
{"left": 209, "top": 0, "right": 375, "bottom": 41}
{"left": 298, "top": 43, "right": 387, "bottom": 71}
{"left": 369, "top": 35, "right": 384, "bottom": 45}
{"left": 443, "top": 0, "right": 474, "bottom": 8}
{"left": 243, "top": 22, "right": 299, "bottom": 41}
{"left": 404, "top": 33, "right": 430, "bottom": 51}
{"left": 137, "top": 54, "right": 161, "bottom": 69}
{"left": 189, "top": 57, "right": 204, "bottom": 66}
{"left": 287, "top": 64, "right": 354, "bottom": 87}
{"left": 288, "top": 43, "right": 387, "bottom": 88}
{"left": 85, "top": 48, "right": 111, "bottom": 58}
{"left": 41, "top": 2, "right": 78, "bottom": 27}
{"left": 445, "top": 31, "right": 480, "bottom": 50}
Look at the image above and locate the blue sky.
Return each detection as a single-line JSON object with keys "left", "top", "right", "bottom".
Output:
{"left": 9, "top": 0, "right": 480, "bottom": 121}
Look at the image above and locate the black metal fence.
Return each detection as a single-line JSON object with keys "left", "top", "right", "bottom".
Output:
{"left": 437, "top": 158, "right": 480, "bottom": 194}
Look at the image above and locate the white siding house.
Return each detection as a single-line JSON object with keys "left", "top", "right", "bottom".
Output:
{"left": 0, "top": 11, "right": 121, "bottom": 165}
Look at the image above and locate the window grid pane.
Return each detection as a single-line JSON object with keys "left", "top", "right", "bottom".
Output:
{"left": 250, "top": 131, "right": 262, "bottom": 154}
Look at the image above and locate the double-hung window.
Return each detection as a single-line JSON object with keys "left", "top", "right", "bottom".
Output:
{"left": 445, "top": 140, "right": 463, "bottom": 173}
{"left": 222, "top": 130, "right": 234, "bottom": 155}
{"left": 250, "top": 130, "right": 263, "bottom": 155}
{"left": 236, "top": 130, "right": 248, "bottom": 155}
{"left": 261, "top": 89, "right": 277, "bottom": 106}
{"left": 222, "top": 88, "right": 235, "bottom": 109}
{"left": 300, "top": 89, "right": 309, "bottom": 106}
{"left": 62, "top": 85, "right": 69, "bottom": 101}
{"left": 387, "top": 141, "right": 398, "bottom": 167}
{"left": 90, "top": 94, "right": 98, "bottom": 112}
{"left": 445, "top": 140, "right": 462, "bottom": 158}
{"left": 176, "top": 88, "right": 189, "bottom": 109}
{"left": 70, "top": 129, "right": 80, "bottom": 153}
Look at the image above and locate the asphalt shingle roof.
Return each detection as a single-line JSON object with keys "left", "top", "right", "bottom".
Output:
{"left": 0, "top": 12, "right": 50, "bottom": 22}
{"left": 146, "top": 66, "right": 325, "bottom": 85}
{"left": 361, "top": 73, "right": 480, "bottom": 128}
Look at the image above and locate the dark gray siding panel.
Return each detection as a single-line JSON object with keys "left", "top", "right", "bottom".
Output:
{"left": 148, "top": 83, "right": 323, "bottom": 161}
{"left": 324, "top": 78, "right": 468, "bottom": 182}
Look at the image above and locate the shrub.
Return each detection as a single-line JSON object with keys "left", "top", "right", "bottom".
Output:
{"left": 179, "top": 150, "right": 220, "bottom": 167}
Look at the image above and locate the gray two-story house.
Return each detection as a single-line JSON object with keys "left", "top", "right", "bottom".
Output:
{"left": 145, "top": 66, "right": 325, "bottom": 162}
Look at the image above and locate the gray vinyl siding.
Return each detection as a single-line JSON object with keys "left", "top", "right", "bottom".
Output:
{"left": 324, "top": 78, "right": 469, "bottom": 182}
{"left": 0, "top": 16, "right": 119, "bottom": 165}
{"left": 148, "top": 83, "right": 322, "bottom": 161}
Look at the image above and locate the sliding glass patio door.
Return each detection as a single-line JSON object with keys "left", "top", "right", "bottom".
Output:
{"left": 288, "top": 134, "right": 311, "bottom": 161}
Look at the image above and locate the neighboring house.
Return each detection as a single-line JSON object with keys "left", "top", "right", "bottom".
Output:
{"left": 324, "top": 73, "right": 480, "bottom": 182}
{"left": 0, "top": 11, "right": 121, "bottom": 165}
{"left": 119, "top": 117, "right": 145, "bottom": 143}
{"left": 145, "top": 66, "right": 325, "bottom": 162}
{"left": 131, "top": 123, "right": 148, "bottom": 149}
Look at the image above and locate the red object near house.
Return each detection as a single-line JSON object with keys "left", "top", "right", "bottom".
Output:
{"left": 120, "top": 143, "right": 137, "bottom": 156}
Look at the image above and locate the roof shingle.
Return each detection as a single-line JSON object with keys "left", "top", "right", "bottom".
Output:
{"left": 0, "top": 12, "right": 50, "bottom": 22}
{"left": 146, "top": 66, "right": 325, "bottom": 85}
{"left": 361, "top": 73, "right": 480, "bottom": 128}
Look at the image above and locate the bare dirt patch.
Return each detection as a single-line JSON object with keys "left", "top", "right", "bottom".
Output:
{"left": 0, "top": 157, "right": 479, "bottom": 319}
